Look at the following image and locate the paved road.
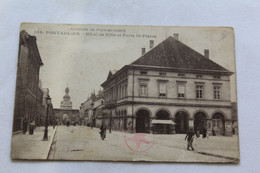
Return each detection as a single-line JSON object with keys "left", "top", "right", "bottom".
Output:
{"left": 48, "top": 126, "right": 233, "bottom": 162}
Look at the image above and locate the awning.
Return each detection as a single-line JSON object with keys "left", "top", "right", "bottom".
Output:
{"left": 151, "top": 119, "right": 176, "bottom": 125}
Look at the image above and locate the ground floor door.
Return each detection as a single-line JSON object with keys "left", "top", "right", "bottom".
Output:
{"left": 212, "top": 113, "right": 225, "bottom": 135}
{"left": 136, "top": 109, "right": 150, "bottom": 133}
{"left": 175, "top": 111, "right": 188, "bottom": 134}
{"left": 194, "top": 112, "right": 206, "bottom": 133}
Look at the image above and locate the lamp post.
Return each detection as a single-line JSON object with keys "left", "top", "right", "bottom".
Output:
{"left": 43, "top": 95, "right": 52, "bottom": 141}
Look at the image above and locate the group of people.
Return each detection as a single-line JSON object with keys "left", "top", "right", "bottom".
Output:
{"left": 22, "top": 118, "right": 35, "bottom": 135}
{"left": 185, "top": 127, "right": 209, "bottom": 151}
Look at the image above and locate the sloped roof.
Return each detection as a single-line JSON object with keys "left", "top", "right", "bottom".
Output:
{"left": 131, "top": 36, "right": 230, "bottom": 72}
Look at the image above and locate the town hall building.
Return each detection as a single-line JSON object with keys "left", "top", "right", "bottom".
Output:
{"left": 101, "top": 34, "right": 234, "bottom": 136}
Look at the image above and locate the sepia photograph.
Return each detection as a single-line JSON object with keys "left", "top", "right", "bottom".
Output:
{"left": 11, "top": 23, "right": 239, "bottom": 163}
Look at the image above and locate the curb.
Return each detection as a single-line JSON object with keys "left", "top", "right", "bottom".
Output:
{"left": 12, "top": 131, "right": 22, "bottom": 135}
{"left": 197, "top": 151, "right": 239, "bottom": 162}
{"left": 45, "top": 126, "right": 58, "bottom": 160}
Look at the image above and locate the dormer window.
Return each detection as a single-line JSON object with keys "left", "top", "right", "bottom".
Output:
{"left": 140, "top": 71, "right": 148, "bottom": 75}
{"left": 159, "top": 72, "right": 166, "bottom": 76}
{"left": 196, "top": 74, "right": 203, "bottom": 78}
{"left": 213, "top": 75, "right": 221, "bottom": 79}
{"left": 178, "top": 73, "right": 185, "bottom": 77}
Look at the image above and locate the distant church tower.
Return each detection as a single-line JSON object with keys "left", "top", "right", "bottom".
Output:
{"left": 60, "top": 86, "right": 72, "bottom": 110}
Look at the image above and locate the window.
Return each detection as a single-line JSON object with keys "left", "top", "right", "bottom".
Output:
{"left": 196, "top": 85, "right": 203, "bottom": 99}
{"left": 178, "top": 73, "right": 185, "bottom": 77}
{"left": 196, "top": 74, "right": 203, "bottom": 78}
{"left": 118, "top": 87, "right": 121, "bottom": 99}
{"left": 159, "top": 82, "right": 167, "bottom": 97}
{"left": 121, "top": 85, "right": 125, "bottom": 98}
{"left": 214, "top": 86, "right": 221, "bottom": 100}
{"left": 125, "top": 84, "right": 128, "bottom": 97}
{"left": 178, "top": 84, "right": 185, "bottom": 98}
{"left": 140, "top": 83, "right": 148, "bottom": 96}
{"left": 140, "top": 71, "right": 147, "bottom": 75}
{"left": 159, "top": 72, "right": 166, "bottom": 76}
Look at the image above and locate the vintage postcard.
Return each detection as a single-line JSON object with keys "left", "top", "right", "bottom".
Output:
{"left": 11, "top": 23, "right": 239, "bottom": 163}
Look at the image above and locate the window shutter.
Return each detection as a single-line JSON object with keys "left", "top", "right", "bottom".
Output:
{"left": 178, "top": 85, "right": 185, "bottom": 94}
{"left": 159, "top": 83, "right": 166, "bottom": 93}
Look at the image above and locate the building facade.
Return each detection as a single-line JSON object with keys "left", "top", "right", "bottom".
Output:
{"left": 79, "top": 91, "right": 104, "bottom": 126}
{"left": 13, "top": 30, "right": 43, "bottom": 132}
{"left": 101, "top": 35, "right": 234, "bottom": 136}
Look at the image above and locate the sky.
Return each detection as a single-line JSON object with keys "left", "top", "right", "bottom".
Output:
{"left": 21, "top": 23, "right": 237, "bottom": 109}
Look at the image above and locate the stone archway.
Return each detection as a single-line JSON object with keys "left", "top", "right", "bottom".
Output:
{"left": 194, "top": 111, "right": 207, "bottom": 133}
{"left": 136, "top": 109, "right": 150, "bottom": 133}
{"left": 156, "top": 109, "right": 170, "bottom": 120}
{"left": 212, "top": 112, "right": 225, "bottom": 135}
{"left": 175, "top": 111, "right": 189, "bottom": 134}
{"left": 154, "top": 109, "right": 171, "bottom": 134}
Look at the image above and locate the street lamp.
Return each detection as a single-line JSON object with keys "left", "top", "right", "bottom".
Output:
{"left": 43, "top": 95, "right": 52, "bottom": 141}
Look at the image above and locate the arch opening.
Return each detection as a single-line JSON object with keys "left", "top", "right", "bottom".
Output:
{"left": 212, "top": 112, "right": 225, "bottom": 135}
{"left": 194, "top": 112, "right": 207, "bottom": 133}
{"left": 175, "top": 111, "right": 189, "bottom": 134}
{"left": 156, "top": 110, "right": 170, "bottom": 120}
{"left": 136, "top": 109, "right": 150, "bottom": 133}
{"left": 153, "top": 109, "right": 173, "bottom": 134}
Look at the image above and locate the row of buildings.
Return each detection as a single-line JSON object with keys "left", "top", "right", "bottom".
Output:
{"left": 13, "top": 31, "right": 80, "bottom": 132}
{"left": 81, "top": 34, "right": 237, "bottom": 136}
{"left": 13, "top": 31, "right": 53, "bottom": 132}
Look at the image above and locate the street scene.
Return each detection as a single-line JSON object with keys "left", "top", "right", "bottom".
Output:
{"left": 11, "top": 23, "right": 239, "bottom": 163}
{"left": 12, "top": 125, "right": 238, "bottom": 162}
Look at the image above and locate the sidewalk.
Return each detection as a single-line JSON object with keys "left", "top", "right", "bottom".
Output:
{"left": 194, "top": 135, "right": 240, "bottom": 161}
{"left": 11, "top": 126, "right": 57, "bottom": 160}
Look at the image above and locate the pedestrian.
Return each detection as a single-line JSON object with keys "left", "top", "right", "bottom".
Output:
{"left": 100, "top": 122, "right": 107, "bottom": 140}
{"left": 202, "top": 127, "right": 207, "bottom": 138}
{"left": 196, "top": 127, "right": 200, "bottom": 138}
{"left": 29, "top": 120, "right": 35, "bottom": 135}
{"left": 53, "top": 119, "right": 56, "bottom": 129}
{"left": 22, "top": 118, "right": 28, "bottom": 134}
{"left": 185, "top": 129, "right": 195, "bottom": 151}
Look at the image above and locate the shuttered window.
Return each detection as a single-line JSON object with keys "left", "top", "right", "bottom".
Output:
{"left": 159, "top": 82, "right": 166, "bottom": 97}
{"left": 178, "top": 84, "right": 185, "bottom": 98}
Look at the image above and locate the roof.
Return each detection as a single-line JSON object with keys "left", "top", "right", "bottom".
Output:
{"left": 20, "top": 30, "right": 43, "bottom": 66}
{"left": 131, "top": 36, "right": 230, "bottom": 73}
{"left": 106, "top": 69, "right": 118, "bottom": 80}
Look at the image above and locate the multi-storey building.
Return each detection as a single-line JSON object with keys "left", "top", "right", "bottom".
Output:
{"left": 79, "top": 90, "right": 103, "bottom": 126}
{"left": 13, "top": 30, "right": 43, "bottom": 132}
{"left": 101, "top": 35, "right": 234, "bottom": 136}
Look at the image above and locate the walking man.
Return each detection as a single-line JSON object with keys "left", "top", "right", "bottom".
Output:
{"left": 185, "top": 129, "right": 195, "bottom": 151}
{"left": 100, "top": 122, "right": 107, "bottom": 140}
{"left": 22, "top": 118, "right": 28, "bottom": 134}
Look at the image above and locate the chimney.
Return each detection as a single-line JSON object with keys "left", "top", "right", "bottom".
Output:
{"left": 173, "top": 33, "right": 179, "bottom": 40}
{"left": 204, "top": 49, "right": 209, "bottom": 58}
{"left": 150, "top": 40, "right": 154, "bottom": 49}
{"left": 141, "top": 48, "right": 146, "bottom": 55}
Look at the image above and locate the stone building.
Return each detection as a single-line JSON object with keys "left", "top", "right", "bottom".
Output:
{"left": 101, "top": 35, "right": 234, "bottom": 136}
{"left": 53, "top": 87, "right": 79, "bottom": 125}
{"left": 13, "top": 30, "right": 43, "bottom": 132}
{"left": 79, "top": 90, "right": 103, "bottom": 126}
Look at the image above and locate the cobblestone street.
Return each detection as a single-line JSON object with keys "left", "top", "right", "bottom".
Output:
{"left": 48, "top": 126, "right": 239, "bottom": 162}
